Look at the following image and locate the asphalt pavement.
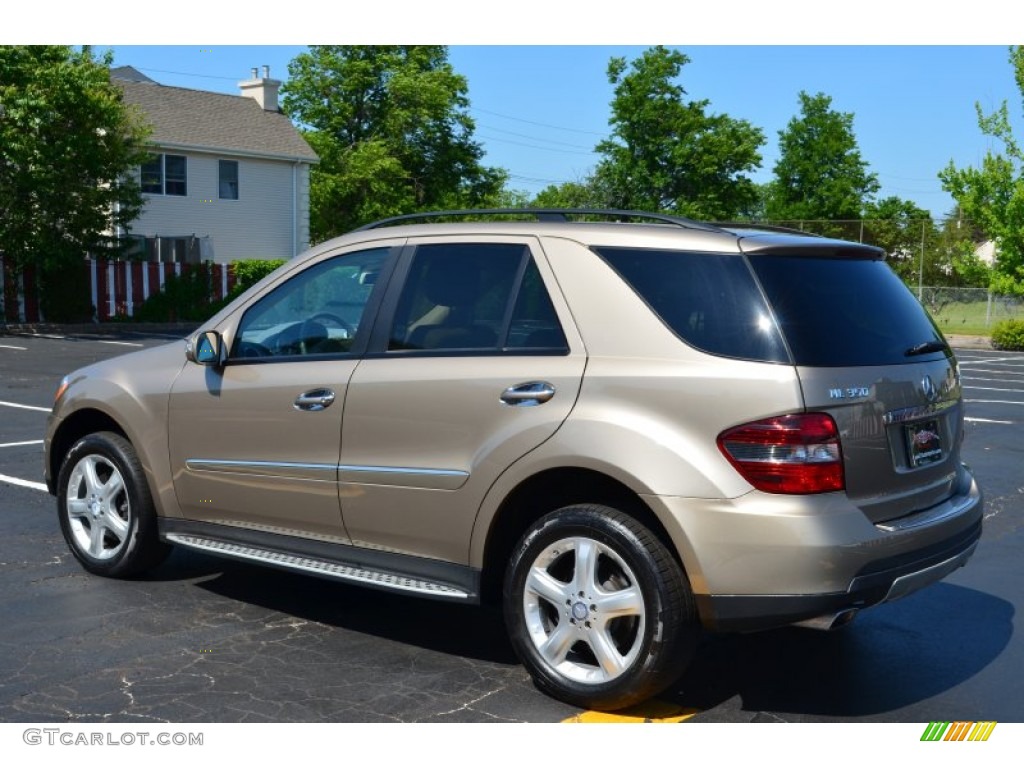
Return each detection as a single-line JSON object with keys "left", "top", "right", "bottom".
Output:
{"left": 0, "top": 330, "right": 1021, "bottom": 723}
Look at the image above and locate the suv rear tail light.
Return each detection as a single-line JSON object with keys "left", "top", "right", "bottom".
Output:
{"left": 717, "top": 413, "right": 844, "bottom": 494}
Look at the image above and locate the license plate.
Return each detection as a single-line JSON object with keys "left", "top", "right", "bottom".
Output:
{"left": 906, "top": 420, "right": 942, "bottom": 467}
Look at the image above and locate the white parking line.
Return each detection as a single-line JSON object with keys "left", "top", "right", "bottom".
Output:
{"left": 0, "top": 440, "right": 44, "bottom": 448}
{"left": 0, "top": 472, "right": 47, "bottom": 492}
{"left": 965, "top": 399, "right": 1024, "bottom": 405}
{"left": 964, "top": 417, "right": 1014, "bottom": 425}
{"left": 98, "top": 341, "right": 144, "bottom": 347}
{"left": 959, "top": 368, "right": 1024, "bottom": 376}
{"left": 0, "top": 344, "right": 27, "bottom": 351}
{"left": 959, "top": 359, "right": 1024, "bottom": 367}
{"left": 0, "top": 400, "right": 50, "bottom": 413}
{"left": 963, "top": 385, "right": 1024, "bottom": 393}
{"left": 962, "top": 375, "right": 1024, "bottom": 383}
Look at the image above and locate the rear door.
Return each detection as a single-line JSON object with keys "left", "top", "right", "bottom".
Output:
{"left": 746, "top": 248, "right": 963, "bottom": 524}
{"left": 338, "top": 236, "right": 587, "bottom": 563}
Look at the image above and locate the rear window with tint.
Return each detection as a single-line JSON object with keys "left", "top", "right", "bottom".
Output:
{"left": 747, "top": 254, "right": 947, "bottom": 367}
{"left": 594, "top": 247, "right": 790, "bottom": 363}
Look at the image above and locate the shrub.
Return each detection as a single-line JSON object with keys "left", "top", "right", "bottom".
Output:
{"left": 133, "top": 258, "right": 287, "bottom": 323}
{"left": 134, "top": 263, "right": 221, "bottom": 323}
{"left": 991, "top": 319, "right": 1024, "bottom": 351}
{"left": 231, "top": 258, "right": 286, "bottom": 292}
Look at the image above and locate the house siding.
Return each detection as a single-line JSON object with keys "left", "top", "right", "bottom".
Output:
{"left": 129, "top": 150, "right": 312, "bottom": 262}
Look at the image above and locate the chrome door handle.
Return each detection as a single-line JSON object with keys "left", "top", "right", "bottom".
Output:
{"left": 294, "top": 388, "right": 336, "bottom": 411}
{"left": 501, "top": 381, "right": 556, "bottom": 407}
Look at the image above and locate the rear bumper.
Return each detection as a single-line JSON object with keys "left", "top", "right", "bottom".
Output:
{"left": 646, "top": 464, "right": 983, "bottom": 632}
{"left": 695, "top": 518, "right": 980, "bottom": 631}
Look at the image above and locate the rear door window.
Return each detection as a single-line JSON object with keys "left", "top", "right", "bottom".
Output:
{"left": 387, "top": 243, "right": 568, "bottom": 354}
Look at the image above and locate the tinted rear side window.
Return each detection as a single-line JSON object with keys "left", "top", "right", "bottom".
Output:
{"left": 595, "top": 247, "right": 790, "bottom": 363}
{"left": 748, "top": 255, "right": 947, "bottom": 367}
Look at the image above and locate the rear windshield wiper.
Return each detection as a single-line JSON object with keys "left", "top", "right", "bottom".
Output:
{"left": 905, "top": 340, "right": 949, "bottom": 357}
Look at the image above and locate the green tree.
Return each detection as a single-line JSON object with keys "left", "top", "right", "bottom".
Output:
{"left": 862, "top": 196, "right": 936, "bottom": 284}
{"left": 281, "top": 46, "right": 505, "bottom": 240}
{"left": 765, "top": 91, "right": 880, "bottom": 229}
{"left": 531, "top": 178, "right": 611, "bottom": 209}
{"left": 593, "top": 47, "right": 765, "bottom": 219}
{"left": 0, "top": 45, "right": 150, "bottom": 321}
{"left": 939, "top": 46, "right": 1024, "bottom": 294}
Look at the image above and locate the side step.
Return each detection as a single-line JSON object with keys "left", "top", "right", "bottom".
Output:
{"left": 165, "top": 533, "right": 472, "bottom": 600}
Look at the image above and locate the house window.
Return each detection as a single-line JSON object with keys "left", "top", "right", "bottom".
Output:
{"left": 140, "top": 154, "right": 187, "bottom": 196}
{"left": 219, "top": 160, "right": 239, "bottom": 200}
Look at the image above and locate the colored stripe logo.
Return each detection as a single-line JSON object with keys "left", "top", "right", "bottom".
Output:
{"left": 921, "top": 721, "right": 997, "bottom": 741}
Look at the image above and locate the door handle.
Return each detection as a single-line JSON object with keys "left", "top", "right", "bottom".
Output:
{"left": 294, "top": 388, "right": 336, "bottom": 411}
{"left": 500, "top": 381, "right": 556, "bottom": 407}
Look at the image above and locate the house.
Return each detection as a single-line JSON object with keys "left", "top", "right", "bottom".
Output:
{"left": 112, "top": 66, "right": 318, "bottom": 264}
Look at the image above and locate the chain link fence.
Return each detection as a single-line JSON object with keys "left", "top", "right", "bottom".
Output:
{"left": 918, "top": 287, "right": 1024, "bottom": 335}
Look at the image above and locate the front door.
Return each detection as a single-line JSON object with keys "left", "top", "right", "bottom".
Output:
{"left": 168, "top": 245, "right": 395, "bottom": 542}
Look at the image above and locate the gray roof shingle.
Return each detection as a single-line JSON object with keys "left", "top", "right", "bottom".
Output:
{"left": 117, "top": 79, "right": 318, "bottom": 162}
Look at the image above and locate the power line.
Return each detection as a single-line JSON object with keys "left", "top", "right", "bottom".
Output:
{"left": 470, "top": 107, "right": 606, "bottom": 136}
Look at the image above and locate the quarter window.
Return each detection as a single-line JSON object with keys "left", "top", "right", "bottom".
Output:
{"left": 595, "top": 246, "right": 790, "bottom": 363}
{"left": 140, "top": 153, "right": 187, "bottom": 196}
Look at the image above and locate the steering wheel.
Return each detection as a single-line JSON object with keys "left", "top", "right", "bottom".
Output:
{"left": 235, "top": 340, "right": 272, "bottom": 358}
{"left": 309, "top": 312, "right": 355, "bottom": 335}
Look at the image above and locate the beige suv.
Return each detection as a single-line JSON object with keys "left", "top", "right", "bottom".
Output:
{"left": 45, "top": 210, "right": 983, "bottom": 710}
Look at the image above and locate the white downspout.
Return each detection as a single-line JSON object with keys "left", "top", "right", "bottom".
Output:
{"left": 292, "top": 161, "right": 299, "bottom": 258}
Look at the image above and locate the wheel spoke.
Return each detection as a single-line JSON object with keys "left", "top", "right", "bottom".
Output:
{"left": 88, "top": 519, "right": 106, "bottom": 557}
{"left": 103, "top": 509, "right": 129, "bottom": 539}
{"left": 102, "top": 471, "right": 124, "bottom": 499}
{"left": 81, "top": 457, "right": 104, "bottom": 495}
{"left": 572, "top": 538, "right": 600, "bottom": 595}
{"left": 539, "top": 619, "right": 576, "bottom": 667}
{"left": 594, "top": 585, "right": 643, "bottom": 620}
{"left": 67, "top": 499, "right": 91, "bottom": 518}
{"left": 588, "top": 627, "right": 627, "bottom": 679}
{"left": 526, "top": 566, "right": 568, "bottom": 607}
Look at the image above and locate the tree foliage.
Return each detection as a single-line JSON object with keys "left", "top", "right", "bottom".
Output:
{"left": 862, "top": 196, "right": 935, "bottom": 284}
{"left": 592, "top": 47, "right": 765, "bottom": 219}
{"left": 939, "top": 46, "right": 1024, "bottom": 294}
{"left": 0, "top": 45, "right": 150, "bottom": 320}
{"left": 281, "top": 46, "right": 506, "bottom": 240}
{"left": 765, "top": 91, "right": 879, "bottom": 226}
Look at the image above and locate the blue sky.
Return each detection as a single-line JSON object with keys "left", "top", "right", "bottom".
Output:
{"left": 10, "top": 3, "right": 1019, "bottom": 220}
{"left": 96, "top": 44, "right": 1019, "bottom": 219}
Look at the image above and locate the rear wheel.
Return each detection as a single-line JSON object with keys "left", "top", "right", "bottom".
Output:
{"left": 503, "top": 504, "right": 699, "bottom": 710}
{"left": 57, "top": 432, "right": 170, "bottom": 578}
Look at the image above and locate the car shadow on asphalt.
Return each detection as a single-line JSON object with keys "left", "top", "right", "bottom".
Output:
{"left": 148, "top": 547, "right": 519, "bottom": 666}
{"left": 665, "top": 582, "right": 1013, "bottom": 719}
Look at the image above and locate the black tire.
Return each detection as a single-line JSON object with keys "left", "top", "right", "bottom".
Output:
{"left": 56, "top": 431, "right": 171, "bottom": 578}
{"left": 503, "top": 504, "right": 699, "bottom": 710}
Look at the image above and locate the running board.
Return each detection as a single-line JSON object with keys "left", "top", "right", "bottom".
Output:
{"left": 165, "top": 533, "right": 472, "bottom": 600}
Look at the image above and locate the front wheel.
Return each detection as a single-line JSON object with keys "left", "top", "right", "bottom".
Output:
{"left": 503, "top": 504, "right": 699, "bottom": 710}
{"left": 57, "top": 431, "right": 170, "bottom": 578}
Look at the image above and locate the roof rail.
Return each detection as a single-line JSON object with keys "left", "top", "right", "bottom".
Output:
{"left": 353, "top": 208, "right": 729, "bottom": 233}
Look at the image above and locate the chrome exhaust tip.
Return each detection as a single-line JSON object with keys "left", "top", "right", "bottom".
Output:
{"left": 794, "top": 608, "right": 859, "bottom": 631}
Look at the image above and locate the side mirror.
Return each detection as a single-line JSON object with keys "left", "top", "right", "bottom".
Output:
{"left": 186, "top": 331, "right": 225, "bottom": 366}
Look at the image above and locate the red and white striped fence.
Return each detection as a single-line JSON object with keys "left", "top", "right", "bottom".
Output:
{"left": 1, "top": 258, "right": 236, "bottom": 323}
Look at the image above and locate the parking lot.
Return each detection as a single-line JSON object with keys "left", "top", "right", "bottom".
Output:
{"left": 1, "top": 331, "right": 1022, "bottom": 723}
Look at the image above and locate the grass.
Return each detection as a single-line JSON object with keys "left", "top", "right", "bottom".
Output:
{"left": 923, "top": 298, "right": 1024, "bottom": 337}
